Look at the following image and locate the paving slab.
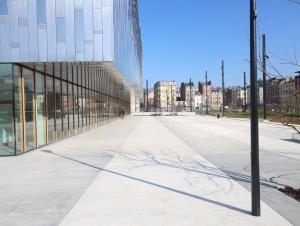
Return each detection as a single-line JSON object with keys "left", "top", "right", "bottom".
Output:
{"left": 60, "top": 116, "right": 291, "bottom": 226}
{"left": 157, "top": 115, "right": 300, "bottom": 225}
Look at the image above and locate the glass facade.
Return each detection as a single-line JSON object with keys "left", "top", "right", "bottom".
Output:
{"left": 0, "top": 64, "right": 14, "bottom": 155}
{"left": 0, "top": 0, "right": 142, "bottom": 156}
{"left": 0, "top": 63, "right": 130, "bottom": 155}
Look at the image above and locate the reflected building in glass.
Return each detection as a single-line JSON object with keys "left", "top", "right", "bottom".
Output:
{"left": 0, "top": 0, "right": 142, "bottom": 155}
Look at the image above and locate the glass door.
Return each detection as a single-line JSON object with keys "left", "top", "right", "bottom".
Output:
{"left": 36, "top": 72, "right": 46, "bottom": 147}
{"left": 23, "top": 68, "right": 36, "bottom": 151}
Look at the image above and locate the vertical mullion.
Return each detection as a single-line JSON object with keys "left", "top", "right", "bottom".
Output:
{"left": 66, "top": 64, "right": 70, "bottom": 136}
{"left": 53, "top": 63, "right": 56, "bottom": 141}
{"left": 60, "top": 63, "right": 63, "bottom": 139}
{"left": 21, "top": 67, "right": 26, "bottom": 153}
{"left": 44, "top": 63, "right": 48, "bottom": 144}
{"left": 33, "top": 68, "right": 37, "bottom": 148}
{"left": 12, "top": 64, "right": 17, "bottom": 155}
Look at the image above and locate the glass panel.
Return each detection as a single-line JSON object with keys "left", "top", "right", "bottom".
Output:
{"left": 13, "top": 65, "right": 23, "bottom": 154}
{"left": 55, "top": 79, "right": 62, "bottom": 140}
{"left": 92, "top": 91, "right": 96, "bottom": 126}
{"left": 36, "top": 72, "right": 46, "bottom": 147}
{"left": 54, "top": 63, "right": 61, "bottom": 78}
{"left": 46, "top": 63, "right": 53, "bottom": 76}
{"left": 87, "top": 89, "right": 90, "bottom": 127}
{"left": 37, "top": 0, "right": 47, "bottom": 24}
{"left": 68, "top": 63, "right": 73, "bottom": 83}
{"left": 82, "top": 88, "right": 88, "bottom": 130}
{"left": 46, "top": 76, "right": 55, "bottom": 143}
{"left": 68, "top": 82, "right": 74, "bottom": 136}
{"left": 78, "top": 86, "right": 83, "bottom": 132}
{"left": 73, "top": 65, "right": 77, "bottom": 85}
{"left": 74, "top": 9, "right": 84, "bottom": 53}
{"left": 23, "top": 68, "right": 36, "bottom": 151}
{"left": 61, "top": 63, "right": 67, "bottom": 80}
{"left": 0, "top": 0, "right": 8, "bottom": 15}
{"left": 74, "top": 85, "right": 79, "bottom": 134}
{"left": 62, "top": 81, "right": 68, "bottom": 137}
{"left": 56, "top": 17, "right": 66, "bottom": 42}
{"left": 0, "top": 64, "right": 14, "bottom": 155}
{"left": 35, "top": 63, "right": 44, "bottom": 73}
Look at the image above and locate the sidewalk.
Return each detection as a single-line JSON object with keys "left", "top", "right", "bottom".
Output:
{"left": 60, "top": 117, "right": 290, "bottom": 226}
{"left": 0, "top": 116, "right": 293, "bottom": 225}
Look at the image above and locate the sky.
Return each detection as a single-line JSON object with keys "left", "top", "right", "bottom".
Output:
{"left": 138, "top": 0, "right": 300, "bottom": 89}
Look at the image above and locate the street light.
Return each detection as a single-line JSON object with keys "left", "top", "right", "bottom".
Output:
{"left": 205, "top": 71, "right": 208, "bottom": 115}
{"left": 250, "top": 0, "right": 261, "bottom": 216}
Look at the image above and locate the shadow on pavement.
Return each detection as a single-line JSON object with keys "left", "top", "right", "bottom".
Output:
{"left": 41, "top": 149, "right": 252, "bottom": 216}
{"left": 84, "top": 149, "right": 287, "bottom": 189}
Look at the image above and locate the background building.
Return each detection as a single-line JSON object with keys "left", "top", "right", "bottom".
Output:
{"left": 194, "top": 91, "right": 203, "bottom": 111}
{"left": 279, "top": 77, "right": 297, "bottom": 112}
{"left": 0, "top": 0, "right": 142, "bottom": 156}
{"left": 211, "top": 88, "right": 223, "bottom": 110}
{"left": 201, "top": 81, "right": 212, "bottom": 111}
{"left": 154, "top": 81, "right": 176, "bottom": 111}
{"left": 180, "top": 81, "right": 195, "bottom": 111}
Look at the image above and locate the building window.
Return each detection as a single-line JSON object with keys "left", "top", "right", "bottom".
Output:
{"left": 46, "top": 76, "right": 55, "bottom": 144}
{"left": 37, "top": 0, "right": 47, "bottom": 24}
{"left": 14, "top": 65, "right": 24, "bottom": 154}
{"left": 23, "top": 68, "right": 36, "bottom": 151}
{"left": 35, "top": 72, "right": 46, "bottom": 147}
{"left": 74, "top": 9, "right": 84, "bottom": 53}
{"left": 0, "top": 0, "right": 8, "bottom": 15}
{"left": 55, "top": 79, "right": 62, "bottom": 140}
{"left": 0, "top": 64, "right": 14, "bottom": 155}
{"left": 56, "top": 17, "right": 66, "bottom": 42}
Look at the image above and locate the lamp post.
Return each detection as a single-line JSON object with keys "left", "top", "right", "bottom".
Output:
{"left": 189, "top": 78, "right": 193, "bottom": 112}
{"left": 250, "top": 0, "right": 261, "bottom": 216}
{"left": 262, "top": 34, "right": 267, "bottom": 120}
{"left": 146, "top": 79, "right": 149, "bottom": 112}
{"left": 205, "top": 71, "right": 208, "bottom": 115}
{"left": 221, "top": 60, "right": 225, "bottom": 117}
{"left": 244, "top": 72, "right": 247, "bottom": 112}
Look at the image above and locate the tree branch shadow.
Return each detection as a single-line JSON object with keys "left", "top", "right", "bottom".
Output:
{"left": 87, "top": 149, "right": 287, "bottom": 189}
{"left": 42, "top": 149, "right": 252, "bottom": 216}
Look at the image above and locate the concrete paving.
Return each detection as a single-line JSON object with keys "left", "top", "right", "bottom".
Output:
{"left": 158, "top": 115, "right": 300, "bottom": 225}
{"left": 0, "top": 116, "right": 299, "bottom": 226}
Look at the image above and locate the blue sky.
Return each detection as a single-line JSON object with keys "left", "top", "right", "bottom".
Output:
{"left": 138, "top": 0, "right": 300, "bottom": 89}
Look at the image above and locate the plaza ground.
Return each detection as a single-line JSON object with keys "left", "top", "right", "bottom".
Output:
{"left": 0, "top": 116, "right": 299, "bottom": 225}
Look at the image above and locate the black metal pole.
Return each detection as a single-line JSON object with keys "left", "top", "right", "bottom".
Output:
{"left": 146, "top": 79, "right": 149, "bottom": 112}
{"left": 221, "top": 61, "right": 225, "bottom": 116}
{"left": 244, "top": 72, "right": 247, "bottom": 112}
{"left": 189, "top": 78, "right": 192, "bottom": 112}
{"left": 205, "top": 71, "right": 208, "bottom": 115}
{"left": 250, "top": 0, "right": 261, "bottom": 216}
{"left": 262, "top": 34, "right": 267, "bottom": 120}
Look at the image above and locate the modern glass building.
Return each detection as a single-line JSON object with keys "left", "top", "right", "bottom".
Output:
{"left": 0, "top": 0, "right": 142, "bottom": 156}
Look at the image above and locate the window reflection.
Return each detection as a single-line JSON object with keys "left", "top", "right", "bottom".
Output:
{"left": 55, "top": 79, "right": 62, "bottom": 140}
{"left": 0, "top": 62, "right": 131, "bottom": 155}
{"left": 37, "top": 0, "right": 47, "bottom": 24}
{"left": 14, "top": 65, "right": 24, "bottom": 154}
{"left": 62, "top": 81, "right": 68, "bottom": 137}
{"left": 0, "top": 64, "right": 14, "bottom": 155}
{"left": 0, "top": 0, "right": 8, "bottom": 15}
{"left": 46, "top": 76, "right": 55, "bottom": 143}
{"left": 36, "top": 72, "right": 46, "bottom": 147}
{"left": 56, "top": 17, "right": 66, "bottom": 42}
{"left": 68, "top": 83, "right": 74, "bottom": 136}
{"left": 74, "top": 9, "right": 84, "bottom": 53}
{"left": 23, "top": 68, "right": 36, "bottom": 151}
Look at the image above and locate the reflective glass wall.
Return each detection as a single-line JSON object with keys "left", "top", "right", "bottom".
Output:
{"left": 0, "top": 63, "right": 130, "bottom": 156}
{"left": 0, "top": 64, "right": 14, "bottom": 155}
